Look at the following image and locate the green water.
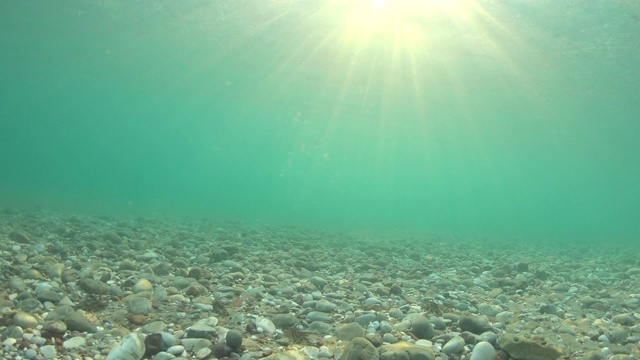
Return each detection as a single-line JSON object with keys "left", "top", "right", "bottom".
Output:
{"left": 1, "top": 1, "right": 639, "bottom": 242}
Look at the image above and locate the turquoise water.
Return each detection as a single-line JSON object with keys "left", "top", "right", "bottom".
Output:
{"left": 1, "top": 1, "right": 639, "bottom": 242}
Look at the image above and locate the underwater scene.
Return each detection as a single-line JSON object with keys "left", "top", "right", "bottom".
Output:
{"left": 1, "top": 1, "right": 639, "bottom": 359}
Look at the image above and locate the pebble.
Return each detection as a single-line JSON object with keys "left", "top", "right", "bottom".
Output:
{"left": 13, "top": 313, "right": 38, "bottom": 329}
{"left": 442, "top": 335, "right": 465, "bottom": 354}
{"left": 166, "top": 345, "right": 185, "bottom": 355}
{"left": 63, "top": 336, "right": 86, "bottom": 349}
{"left": 39, "top": 345, "right": 56, "bottom": 359}
{"left": 470, "top": 341, "right": 496, "bottom": 360}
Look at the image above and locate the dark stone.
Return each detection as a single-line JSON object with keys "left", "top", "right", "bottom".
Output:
{"left": 341, "top": 337, "right": 379, "bottom": 360}
{"left": 103, "top": 232, "right": 123, "bottom": 244}
{"left": 144, "top": 333, "right": 163, "bottom": 356}
{"left": 226, "top": 329, "right": 243, "bottom": 349}
{"left": 411, "top": 315, "right": 435, "bottom": 340}
{"left": 515, "top": 262, "right": 529, "bottom": 273}
{"left": 459, "top": 316, "right": 489, "bottom": 335}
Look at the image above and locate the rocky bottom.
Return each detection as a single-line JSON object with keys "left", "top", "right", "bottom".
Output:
{"left": 0, "top": 208, "right": 639, "bottom": 360}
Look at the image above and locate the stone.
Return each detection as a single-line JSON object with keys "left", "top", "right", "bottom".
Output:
{"left": 63, "top": 336, "right": 86, "bottom": 349}
{"left": 180, "top": 338, "right": 212, "bottom": 352}
{"left": 14, "top": 312, "right": 38, "bottom": 329}
{"left": 226, "top": 329, "right": 243, "bottom": 349}
{"left": 459, "top": 316, "right": 489, "bottom": 334}
{"left": 411, "top": 315, "right": 435, "bottom": 340}
{"left": 335, "top": 322, "right": 364, "bottom": 341}
{"left": 144, "top": 333, "right": 164, "bottom": 356}
{"left": 128, "top": 297, "right": 153, "bottom": 315}
{"left": 497, "top": 333, "right": 563, "bottom": 360}
{"left": 133, "top": 279, "right": 153, "bottom": 293}
{"left": 79, "top": 278, "right": 110, "bottom": 295}
{"left": 341, "top": 337, "right": 379, "bottom": 360}
{"left": 379, "top": 342, "right": 435, "bottom": 360}
{"left": 103, "top": 232, "right": 123, "bottom": 244}
{"left": 40, "top": 345, "right": 56, "bottom": 359}
{"left": 442, "top": 335, "right": 465, "bottom": 355}
{"left": 272, "top": 313, "right": 297, "bottom": 328}
{"left": 470, "top": 341, "right": 496, "bottom": 360}
{"left": 107, "top": 332, "right": 146, "bottom": 360}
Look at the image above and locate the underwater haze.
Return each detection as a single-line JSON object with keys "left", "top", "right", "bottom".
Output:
{"left": 1, "top": 0, "right": 639, "bottom": 242}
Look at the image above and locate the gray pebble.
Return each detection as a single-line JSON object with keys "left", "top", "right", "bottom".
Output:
{"left": 612, "top": 314, "right": 635, "bottom": 326}
{"left": 128, "top": 297, "right": 153, "bottom": 315}
{"left": 39, "top": 345, "right": 56, "bottom": 359}
{"left": 25, "top": 348, "right": 37, "bottom": 359}
{"left": 143, "top": 321, "right": 167, "bottom": 333}
{"left": 315, "top": 299, "right": 337, "bottom": 313}
{"left": 14, "top": 313, "right": 38, "bottom": 329}
{"left": 306, "top": 311, "right": 332, "bottom": 322}
{"left": 470, "top": 341, "right": 496, "bottom": 360}
{"left": 308, "top": 321, "right": 332, "bottom": 335}
{"left": 310, "top": 276, "right": 327, "bottom": 288}
{"left": 151, "top": 352, "right": 176, "bottom": 360}
{"left": 226, "top": 329, "right": 243, "bottom": 349}
{"left": 442, "top": 335, "right": 465, "bottom": 354}
{"left": 166, "top": 345, "right": 185, "bottom": 355}
{"left": 354, "top": 313, "right": 377, "bottom": 326}
{"left": 180, "top": 338, "right": 212, "bottom": 352}
{"left": 335, "top": 323, "right": 364, "bottom": 341}
{"left": 382, "top": 333, "right": 398, "bottom": 343}
{"left": 388, "top": 308, "right": 403, "bottom": 320}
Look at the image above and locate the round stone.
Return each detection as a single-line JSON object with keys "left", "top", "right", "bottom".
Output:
{"left": 14, "top": 313, "right": 38, "bottom": 329}
{"left": 133, "top": 279, "right": 153, "bottom": 293}
{"left": 226, "top": 329, "right": 243, "bottom": 349}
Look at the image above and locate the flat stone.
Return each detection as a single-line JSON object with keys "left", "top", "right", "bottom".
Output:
{"left": 63, "top": 336, "right": 86, "bottom": 349}
{"left": 379, "top": 342, "right": 435, "bottom": 360}
{"left": 498, "top": 333, "right": 563, "bottom": 360}
{"left": 335, "top": 323, "right": 364, "bottom": 341}
{"left": 342, "top": 337, "right": 379, "bottom": 360}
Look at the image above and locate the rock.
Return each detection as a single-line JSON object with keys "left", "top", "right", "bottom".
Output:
{"left": 142, "top": 321, "right": 167, "bottom": 333}
{"left": 498, "top": 333, "right": 563, "bottom": 360}
{"left": 128, "top": 297, "right": 153, "bottom": 315}
{"left": 107, "top": 332, "right": 146, "bottom": 360}
{"left": 180, "top": 338, "right": 212, "bottom": 352}
{"left": 308, "top": 321, "right": 332, "bottom": 335}
{"left": 581, "top": 350, "right": 607, "bottom": 360}
{"left": 411, "top": 315, "right": 435, "bottom": 340}
{"left": 45, "top": 320, "right": 67, "bottom": 334}
{"left": 14, "top": 312, "right": 38, "bottom": 329}
{"left": 310, "top": 276, "right": 327, "bottom": 288}
{"left": 166, "top": 345, "right": 185, "bottom": 355}
{"left": 459, "top": 315, "right": 489, "bottom": 334}
{"left": 187, "top": 323, "right": 217, "bottom": 338}
{"left": 65, "top": 310, "right": 98, "bottom": 333}
{"left": 306, "top": 311, "right": 332, "bottom": 322}
{"left": 62, "top": 336, "right": 86, "bottom": 349}
{"left": 335, "top": 322, "right": 364, "bottom": 341}
{"left": 315, "top": 299, "right": 337, "bottom": 313}
{"left": 442, "top": 335, "right": 465, "bottom": 355}
{"left": 612, "top": 314, "right": 635, "bottom": 326}
{"left": 470, "top": 341, "right": 496, "bottom": 360}
{"left": 133, "top": 279, "right": 153, "bottom": 293}
{"left": 354, "top": 313, "right": 377, "bottom": 326}
{"left": 39, "top": 345, "right": 56, "bottom": 359}
{"left": 144, "top": 333, "right": 164, "bottom": 356}
{"left": 103, "top": 231, "right": 123, "bottom": 244}
{"left": 272, "top": 313, "right": 297, "bottom": 328}
{"left": 37, "top": 290, "right": 64, "bottom": 303}
{"left": 10, "top": 230, "right": 31, "bottom": 243}
{"left": 341, "top": 337, "right": 379, "bottom": 360}
{"left": 379, "top": 342, "right": 435, "bottom": 360}
{"left": 79, "top": 278, "right": 110, "bottom": 295}
{"left": 255, "top": 317, "right": 276, "bottom": 334}
{"left": 226, "top": 329, "right": 243, "bottom": 349}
